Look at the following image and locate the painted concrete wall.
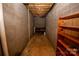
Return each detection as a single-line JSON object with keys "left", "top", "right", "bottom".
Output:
{"left": 34, "top": 16, "right": 45, "bottom": 28}
{"left": 0, "top": 39, "right": 2, "bottom": 55}
{"left": 46, "top": 3, "right": 79, "bottom": 50}
{"left": 28, "top": 10, "right": 34, "bottom": 38}
{"left": 0, "top": 4, "right": 2, "bottom": 56}
{"left": 3, "top": 3, "right": 29, "bottom": 55}
{"left": 0, "top": 29, "right": 2, "bottom": 56}
{"left": 0, "top": 4, "right": 4, "bottom": 56}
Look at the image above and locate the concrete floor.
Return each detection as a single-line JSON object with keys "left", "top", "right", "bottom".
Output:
{"left": 21, "top": 34, "right": 55, "bottom": 56}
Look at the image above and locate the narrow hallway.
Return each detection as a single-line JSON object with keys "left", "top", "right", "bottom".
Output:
{"left": 0, "top": 3, "right": 79, "bottom": 56}
{"left": 21, "top": 34, "right": 55, "bottom": 56}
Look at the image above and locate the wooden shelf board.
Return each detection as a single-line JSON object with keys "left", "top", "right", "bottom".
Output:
{"left": 57, "top": 47, "right": 66, "bottom": 56}
{"left": 59, "top": 26, "right": 79, "bottom": 31}
{"left": 58, "top": 39, "right": 77, "bottom": 56}
{"left": 58, "top": 32, "right": 79, "bottom": 45}
{"left": 59, "top": 13, "right": 79, "bottom": 20}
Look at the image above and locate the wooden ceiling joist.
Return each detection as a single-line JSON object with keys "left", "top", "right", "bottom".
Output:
{"left": 26, "top": 3, "right": 53, "bottom": 17}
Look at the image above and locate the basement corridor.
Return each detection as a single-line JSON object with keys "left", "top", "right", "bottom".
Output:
{"left": 0, "top": 3, "right": 79, "bottom": 56}
{"left": 21, "top": 34, "right": 55, "bottom": 56}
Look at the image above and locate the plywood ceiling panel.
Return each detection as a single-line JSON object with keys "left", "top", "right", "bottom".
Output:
{"left": 27, "top": 3, "right": 53, "bottom": 17}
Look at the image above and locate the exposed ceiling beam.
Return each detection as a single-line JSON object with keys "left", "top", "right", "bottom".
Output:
{"left": 25, "top": 3, "right": 53, "bottom": 17}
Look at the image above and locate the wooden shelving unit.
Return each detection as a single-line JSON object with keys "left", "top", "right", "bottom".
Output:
{"left": 59, "top": 13, "right": 79, "bottom": 20}
{"left": 56, "top": 13, "right": 79, "bottom": 56}
{"left": 58, "top": 32, "right": 79, "bottom": 46}
{"left": 57, "top": 47, "right": 66, "bottom": 56}
{"left": 59, "top": 26, "right": 79, "bottom": 31}
{"left": 58, "top": 40, "right": 78, "bottom": 56}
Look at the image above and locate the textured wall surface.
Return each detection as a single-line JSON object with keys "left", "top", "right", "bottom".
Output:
{"left": 46, "top": 3, "right": 79, "bottom": 50}
{"left": 34, "top": 16, "right": 45, "bottom": 28}
{"left": 0, "top": 39, "right": 2, "bottom": 56}
{"left": 0, "top": 4, "right": 2, "bottom": 56}
{"left": 0, "top": 29, "right": 1, "bottom": 55}
{"left": 3, "top": 3, "right": 29, "bottom": 55}
{"left": 28, "top": 10, "right": 34, "bottom": 38}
